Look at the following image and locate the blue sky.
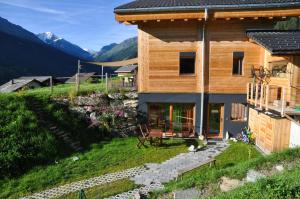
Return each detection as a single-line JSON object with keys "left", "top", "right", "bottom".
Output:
{"left": 0, "top": 0, "right": 136, "bottom": 51}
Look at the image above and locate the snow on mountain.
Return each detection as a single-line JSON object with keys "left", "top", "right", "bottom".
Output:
{"left": 37, "top": 32, "right": 93, "bottom": 61}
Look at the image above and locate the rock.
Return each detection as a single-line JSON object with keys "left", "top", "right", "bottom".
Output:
{"left": 125, "top": 92, "right": 138, "bottom": 99}
{"left": 133, "top": 192, "right": 141, "bottom": 199}
{"left": 108, "top": 93, "right": 123, "bottom": 100}
{"left": 220, "top": 177, "right": 244, "bottom": 192}
{"left": 72, "top": 156, "right": 79, "bottom": 161}
{"left": 90, "top": 112, "right": 97, "bottom": 120}
{"left": 124, "top": 100, "right": 138, "bottom": 108}
{"left": 275, "top": 165, "right": 284, "bottom": 172}
{"left": 174, "top": 188, "right": 201, "bottom": 199}
{"left": 246, "top": 170, "right": 266, "bottom": 183}
{"left": 74, "top": 96, "right": 105, "bottom": 106}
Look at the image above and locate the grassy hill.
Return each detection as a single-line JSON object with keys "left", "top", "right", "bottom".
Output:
{"left": 94, "top": 37, "right": 137, "bottom": 62}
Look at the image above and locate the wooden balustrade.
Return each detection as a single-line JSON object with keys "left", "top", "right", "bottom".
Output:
{"left": 247, "top": 82, "right": 287, "bottom": 116}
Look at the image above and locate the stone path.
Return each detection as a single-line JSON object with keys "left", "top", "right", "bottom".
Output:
{"left": 132, "top": 141, "right": 228, "bottom": 186}
{"left": 21, "top": 141, "right": 228, "bottom": 199}
{"left": 20, "top": 167, "right": 147, "bottom": 199}
{"left": 108, "top": 141, "right": 228, "bottom": 199}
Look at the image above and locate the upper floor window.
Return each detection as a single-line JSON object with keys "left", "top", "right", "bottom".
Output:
{"left": 180, "top": 52, "right": 195, "bottom": 75}
{"left": 232, "top": 52, "right": 244, "bottom": 76}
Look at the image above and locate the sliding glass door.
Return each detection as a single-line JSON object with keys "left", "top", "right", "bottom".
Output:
{"left": 148, "top": 103, "right": 195, "bottom": 136}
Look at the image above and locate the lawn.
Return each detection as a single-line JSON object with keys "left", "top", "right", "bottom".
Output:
{"left": 0, "top": 137, "right": 191, "bottom": 199}
{"left": 209, "top": 165, "right": 300, "bottom": 199}
{"left": 151, "top": 143, "right": 300, "bottom": 199}
{"left": 150, "top": 142, "right": 262, "bottom": 197}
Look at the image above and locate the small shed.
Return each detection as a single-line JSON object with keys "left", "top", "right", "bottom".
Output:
{"left": 115, "top": 65, "right": 138, "bottom": 77}
{"left": 66, "top": 72, "right": 97, "bottom": 84}
{"left": 0, "top": 79, "right": 42, "bottom": 93}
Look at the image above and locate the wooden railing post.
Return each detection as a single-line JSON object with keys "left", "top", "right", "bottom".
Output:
{"left": 281, "top": 87, "right": 286, "bottom": 117}
{"left": 246, "top": 83, "right": 250, "bottom": 101}
{"left": 260, "top": 84, "right": 264, "bottom": 109}
{"left": 265, "top": 85, "right": 270, "bottom": 111}
{"left": 255, "top": 83, "right": 259, "bottom": 107}
{"left": 250, "top": 83, "right": 254, "bottom": 102}
{"left": 105, "top": 73, "right": 108, "bottom": 93}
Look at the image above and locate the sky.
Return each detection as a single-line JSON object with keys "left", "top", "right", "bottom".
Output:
{"left": 0, "top": 0, "right": 137, "bottom": 51}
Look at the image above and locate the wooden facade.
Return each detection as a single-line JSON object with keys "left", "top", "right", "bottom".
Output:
{"left": 249, "top": 108, "right": 291, "bottom": 154}
{"left": 115, "top": 3, "right": 300, "bottom": 141}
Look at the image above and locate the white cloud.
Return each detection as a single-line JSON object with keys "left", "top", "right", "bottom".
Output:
{"left": 0, "top": 0, "right": 65, "bottom": 15}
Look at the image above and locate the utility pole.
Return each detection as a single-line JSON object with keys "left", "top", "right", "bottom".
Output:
{"left": 76, "top": 60, "right": 82, "bottom": 95}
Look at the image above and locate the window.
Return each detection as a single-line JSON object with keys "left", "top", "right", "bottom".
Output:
{"left": 232, "top": 52, "right": 244, "bottom": 75}
{"left": 180, "top": 52, "right": 196, "bottom": 74}
{"left": 231, "top": 103, "right": 247, "bottom": 122}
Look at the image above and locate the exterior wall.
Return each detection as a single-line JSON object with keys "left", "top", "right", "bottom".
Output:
{"left": 207, "top": 20, "right": 269, "bottom": 94}
{"left": 289, "top": 120, "right": 300, "bottom": 148}
{"left": 205, "top": 94, "right": 248, "bottom": 138}
{"left": 138, "top": 21, "right": 202, "bottom": 93}
{"left": 249, "top": 108, "right": 291, "bottom": 154}
{"left": 138, "top": 93, "right": 247, "bottom": 137}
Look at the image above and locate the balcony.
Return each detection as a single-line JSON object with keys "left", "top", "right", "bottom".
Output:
{"left": 247, "top": 82, "right": 300, "bottom": 117}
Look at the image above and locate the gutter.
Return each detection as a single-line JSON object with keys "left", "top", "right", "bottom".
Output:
{"left": 199, "top": 8, "right": 208, "bottom": 136}
{"left": 114, "top": 2, "right": 300, "bottom": 14}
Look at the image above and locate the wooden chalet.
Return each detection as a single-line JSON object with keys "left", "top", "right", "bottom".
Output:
{"left": 114, "top": 0, "right": 300, "bottom": 152}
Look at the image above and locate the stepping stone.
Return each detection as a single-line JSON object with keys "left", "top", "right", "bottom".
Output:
{"left": 174, "top": 188, "right": 201, "bottom": 199}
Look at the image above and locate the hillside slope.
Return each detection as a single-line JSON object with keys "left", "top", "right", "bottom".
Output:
{"left": 95, "top": 37, "right": 137, "bottom": 62}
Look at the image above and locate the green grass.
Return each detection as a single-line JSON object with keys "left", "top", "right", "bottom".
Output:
{"left": 209, "top": 165, "right": 300, "bottom": 199}
{"left": 151, "top": 144, "right": 300, "bottom": 199}
{"left": 0, "top": 138, "right": 191, "bottom": 199}
{"left": 150, "top": 142, "right": 262, "bottom": 197}
{"left": 26, "top": 83, "right": 106, "bottom": 97}
{"left": 58, "top": 179, "right": 136, "bottom": 199}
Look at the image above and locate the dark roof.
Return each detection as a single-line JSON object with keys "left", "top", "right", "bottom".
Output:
{"left": 115, "top": 0, "right": 300, "bottom": 13}
{"left": 0, "top": 79, "right": 41, "bottom": 93}
{"left": 66, "top": 72, "right": 96, "bottom": 84}
{"left": 246, "top": 30, "right": 300, "bottom": 55}
{"left": 115, "top": 65, "right": 138, "bottom": 73}
{"left": 18, "top": 76, "right": 51, "bottom": 83}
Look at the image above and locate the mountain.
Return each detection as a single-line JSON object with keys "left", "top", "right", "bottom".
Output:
{"left": 95, "top": 37, "right": 137, "bottom": 62}
{"left": 0, "top": 17, "right": 108, "bottom": 85}
{"left": 37, "top": 32, "right": 93, "bottom": 61}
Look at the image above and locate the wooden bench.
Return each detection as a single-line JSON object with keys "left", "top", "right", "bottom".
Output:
{"left": 176, "top": 158, "right": 217, "bottom": 181}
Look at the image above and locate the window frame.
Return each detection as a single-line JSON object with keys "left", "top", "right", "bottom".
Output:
{"left": 232, "top": 52, "right": 244, "bottom": 76}
{"left": 179, "top": 52, "right": 196, "bottom": 76}
{"left": 230, "top": 103, "right": 248, "bottom": 122}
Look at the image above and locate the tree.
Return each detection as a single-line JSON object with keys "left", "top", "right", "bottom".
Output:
{"left": 274, "top": 17, "right": 300, "bottom": 30}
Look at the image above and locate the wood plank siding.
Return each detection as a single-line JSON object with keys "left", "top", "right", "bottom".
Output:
{"left": 138, "top": 21, "right": 202, "bottom": 93}
{"left": 249, "top": 108, "right": 291, "bottom": 154}
{"left": 138, "top": 20, "right": 272, "bottom": 94}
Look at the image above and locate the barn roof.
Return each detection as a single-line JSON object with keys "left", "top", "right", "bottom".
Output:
{"left": 115, "top": 65, "right": 138, "bottom": 73}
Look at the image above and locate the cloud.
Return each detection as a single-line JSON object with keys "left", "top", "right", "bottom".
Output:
{"left": 0, "top": 0, "right": 65, "bottom": 15}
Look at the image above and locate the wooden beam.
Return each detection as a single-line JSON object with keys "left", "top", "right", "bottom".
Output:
{"left": 116, "top": 12, "right": 205, "bottom": 22}
{"left": 250, "top": 83, "right": 254, "bottom": 102}
{"left": 247, "top": 83, "right": 250, "bottom": 101}
{"left": 169, "top": 104, "right": 174, "bottom": 134}
{"left": 214, "top": 8, "right": 300, "bottom": 19}
{"left": 281, "top": 87, "right": 286, "bottom": 117}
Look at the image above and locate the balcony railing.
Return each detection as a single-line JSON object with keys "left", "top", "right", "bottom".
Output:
{"left": 247, "top": 82, "right": 289, "bottom": 117}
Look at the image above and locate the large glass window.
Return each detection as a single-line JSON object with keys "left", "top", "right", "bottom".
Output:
{"left": 232, "top": 52, "right": 244, "bottom": 75}
{"left": 148, "top": 103, "right": 194, "bottom": 134}
{"left": 180, "top": 52, "right": 196, "bottom": 74}
{"left": 231, "top": 103, "right": 248, "bottom": 122}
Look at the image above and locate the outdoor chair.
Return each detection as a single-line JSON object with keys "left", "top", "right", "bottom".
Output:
{"left": 136, "top": 124, "right": 150, "bottom": 148}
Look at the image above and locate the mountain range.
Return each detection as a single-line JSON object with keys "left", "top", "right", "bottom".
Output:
{"left": 0, "top": 17, "right": 137, "bottom": 84}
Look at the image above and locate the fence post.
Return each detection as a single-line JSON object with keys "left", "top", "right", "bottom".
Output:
{"left": 50, "top": 76, "right": 53, "bottom": 95}
{"left": 101, "top": 65, "right": 103, "bottom": 83}
{"left": 105, "top": 73, "right": 108, "bottom": 93}
{"left": 76, "top": 60, "right": 81, "bottom": 95}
